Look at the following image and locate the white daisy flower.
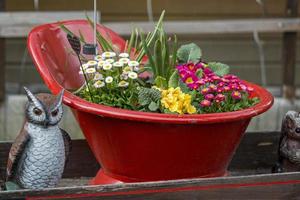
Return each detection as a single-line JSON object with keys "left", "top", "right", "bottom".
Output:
{"left": 103, "top": 63, "right": 113, "bottom": 71}
{"left": 123, "top": 66, "right": 132, "bottom": 74}
{"left": 105, "top": 76, "right": 114, "bottom": 84}
{"left": 93, "top": 80, "right": 105, "bottom": 88}
{"left": 94, "top": 55, "right": 103, "bottom": 61}
{"left": 102, "top": 52, "right": 116, "bottom": 59}
{"left": 128, "top": 72, "right": 138, "bottom": 80}
{"left": 113, "top": 61, "right": 123, "bottom": 68}
{"left": 79, "top": 67, "right": 96, "bottom": 75}
{"left": 119, "top": 52, "right": 129, "bottom": 58}
{"left": 120, "top": 73, "right": 128, "bottom": 80}
{"left": 105, "top": 59, "right": 115, "bottom": 64}
{"left": 119, "top": 58, "right": 130, "bottom": 65}
{"left": 85, "top": 68, "right": 96, "bottom": 74}
{"left": 94, "top": 72, "right": 104, "bottom": 80}
{"left": 87, "top": 60, "right": 98, "bottom": 68}
{"left": 97, "top": 60, "right": 106, "bottom": 70}
{"left": 128, "top": 61, "right": 139, "bottom": 68}
{"left": 118, "top": 80, "right": 129, "bottom": 88}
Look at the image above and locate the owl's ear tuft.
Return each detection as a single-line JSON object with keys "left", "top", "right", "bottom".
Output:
{"left": 52, "top": 89, "right": 64, "bottom": 110}
{"left": 24, "top": 87, "right": 40, "bottom": 106}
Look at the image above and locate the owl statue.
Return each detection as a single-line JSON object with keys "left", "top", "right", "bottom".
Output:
{"left": 273, "top": 111, "right": 300, "bottom": 173}
{"left": 5, "top": 87, "right": 71, "bottom": 189}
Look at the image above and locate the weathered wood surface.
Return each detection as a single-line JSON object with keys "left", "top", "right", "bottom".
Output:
{"left": 4, "top": 0, "right": 300, "bottom": 20}
{"left": 0, "top": 0, "right": 5, "bottom": 101}
{"left": 1, "top": 13, "right": 300, "bottom": 38}
{"left": 282, "top": 0, "right": 299, "bottom": 99}
{"left": 0, "top": 12, "right": 97, "bottom": 38}
{"left": 1, "top": 131, "right": 299, "bottom": 200}
{"left": 1, "top": 172, "right": 300, "bottom": 200}
{"left": 0, "top": 131, "right": 280, "bottom": 181}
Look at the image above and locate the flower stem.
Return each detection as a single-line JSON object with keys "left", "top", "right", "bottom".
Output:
{"left": 77, "top": 55, "right": 94, "bottom": 103}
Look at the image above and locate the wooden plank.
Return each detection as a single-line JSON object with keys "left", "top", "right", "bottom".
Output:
{"left": 282, "top": 0, "right": 299, "bottom": 99}
{"left": 107, "top": 18, "right": 300, "bottom": 36}
{"left": 0, "top": 132, "right": 282, "bottom": 181}
{"left": 1, "top": 13, "right": 300, "bottom": 38}
{"left": 229, "top": 132, "right": 280, "bottom": 172}
{"left": 4, "top": 0, "right": 297, "bottom": 19}
{"left": 0, "top": 172, "right": 299, "bottom": 200}
{"left": 1, "top": 132, "right": 300, "bottom": 200}
{"left": 0, "top": 0, "right": 5, "bottom": 101}
{"left": 0, "top": 11, "right": 97, "bottom": 38}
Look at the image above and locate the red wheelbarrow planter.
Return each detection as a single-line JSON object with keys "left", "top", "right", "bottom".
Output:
{"left": 27, "top": 20, "right": 274, "bottom": 185}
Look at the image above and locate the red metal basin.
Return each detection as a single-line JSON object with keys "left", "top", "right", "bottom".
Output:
{"left": 27, "top": 20, "right": 274, "bottom": 185}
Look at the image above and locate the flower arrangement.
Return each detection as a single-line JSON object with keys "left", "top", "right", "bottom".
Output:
{"left": 62, "top": 11, "right": 259, "bottom": 115}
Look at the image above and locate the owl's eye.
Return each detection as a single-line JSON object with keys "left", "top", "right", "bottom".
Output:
{"left": 33, "top": 108, "right": 42, "bottom": 116}
{"left": 295, "top": 128, "right": 300, "bottom": 133}
{"left": 51, "top": 109, "right": 59, "bottom": 117}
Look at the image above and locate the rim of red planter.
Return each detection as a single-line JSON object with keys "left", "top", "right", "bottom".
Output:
{"left": 27, "top": 20, "right": 274, "bottom": 125}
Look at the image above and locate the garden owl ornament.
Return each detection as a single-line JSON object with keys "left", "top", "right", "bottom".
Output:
{"left": 273, "top": 111, "right": 300, "bottom": 173}
{"left": 6, "top": 87, "right": 71, "bottom": 189}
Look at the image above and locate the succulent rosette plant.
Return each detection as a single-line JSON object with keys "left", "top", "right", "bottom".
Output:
{"left": 65, "top": 11, "right": 259, "bottom": 115}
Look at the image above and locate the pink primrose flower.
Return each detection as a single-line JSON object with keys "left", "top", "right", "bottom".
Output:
{"left": 200, "top": 99, "right": 211, "bottom": 107}
{"left": 231, "top": 91, "right": 242, "bottom": 100}
{"left": 205, "top": 94, "right": 215, "bottom": 101}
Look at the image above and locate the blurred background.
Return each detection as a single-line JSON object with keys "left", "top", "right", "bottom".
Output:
{"left": 0, "top": 0, "right": 299, "bottom": 140}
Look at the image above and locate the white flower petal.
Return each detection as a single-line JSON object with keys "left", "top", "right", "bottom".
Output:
{"left": 113, "top": 61, "right": 123, "bottom": 68}
{"left": 119, "top": 58, "right": 130, "bottom": 64}
{"left": 87, "top": 60, "right": 98, "bottom": 67}
{"left": 94, "top": 55, "right": 103, "bottom": 61}
{"left": 102, "top": 52, "right": 116, "bottom": 59}
{"left": 105, "top": 76, "right": 114, "bottom": 83}
{"left": 128, "top": 61, "right": 139, "bottom": 67}
{"left": 128, "top": 72, "right": 138, "bottom": 79}
{"left": 94, "top": 73, "right": 104, "bottom": 80}
{"left": 103, "top": 63, "right": 113, "bottom": 71}
{"left": 94, "top": 80, "right": 105, "bottom": 88}
{"left": 119, "top": 52, "right": 129, "bottom": 58}
{"left": 118, "top": 80, "right": 129, "bottom": 87}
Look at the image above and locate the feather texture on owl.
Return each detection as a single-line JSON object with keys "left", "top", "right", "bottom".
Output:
{"left": 5, "top": 87, "right": 71, "bottom": 189}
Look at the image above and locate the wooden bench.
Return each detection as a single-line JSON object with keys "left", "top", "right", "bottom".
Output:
{"left": 0, "top": 132, "right": 299, "bottom": 199}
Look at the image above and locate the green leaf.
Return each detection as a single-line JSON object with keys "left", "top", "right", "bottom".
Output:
{"left": 136, "top": 10, "right": 165, "bottom": 62}
{"left": 196, "top": 69, "right": 203, "bottom": 78}
{"left": 127, "top": 29, "right": 135, "bottom": 54}
{"left": 140, "top": 32, "right": 156, "bottom": 76}
{"left": 148, "top": 101, "right": 159, "bottom": 111}
{"left": 168, "top": 70, "right": 180, "bottom": 88}
{"left": 208, "top": 62, "right": 230, "bottom": 76}
{"left": 138, "top": 87, "right": 161, "bottom": 106}
{"left": 155, "top": 76, "right": 167, "bottom": 89}
{"left": 178, "top": 80, "right": 190, "bottom": 93}
{"left": 177, "top": 43, "right": 202, "bottom": 63}
{"left": 154, "top": 39, "right": 163, "bottom": 76}
{"left": 85, "top": 13, "right": 114, "bottom": 51}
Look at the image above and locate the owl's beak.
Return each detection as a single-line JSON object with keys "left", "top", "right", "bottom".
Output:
{"left": 43, "top": 119, "right": 50, "bottom": 127}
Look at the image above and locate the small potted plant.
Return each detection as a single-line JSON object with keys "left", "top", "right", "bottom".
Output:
{"left": 28, "top": 11, "right": 273, "bottom": 185}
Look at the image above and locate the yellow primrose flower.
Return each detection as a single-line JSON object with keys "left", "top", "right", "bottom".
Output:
{"left": 161, "top": 87, "right": 196, "bottom": 114}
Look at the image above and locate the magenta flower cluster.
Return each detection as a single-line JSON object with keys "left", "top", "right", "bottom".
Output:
{"left": 176, "top": 63, "right": 254, "bottom": 108}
